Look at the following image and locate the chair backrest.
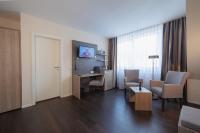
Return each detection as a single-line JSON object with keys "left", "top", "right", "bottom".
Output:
{"left": 165, "top": 71, "right": 190, "bottom": 87}
{"left": 124, "top": 69, "right": 139, "bottom": 82}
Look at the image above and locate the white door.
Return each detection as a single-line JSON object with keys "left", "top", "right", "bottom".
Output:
{"left": 35, "top": 36, "right": 61, "bottom": 102}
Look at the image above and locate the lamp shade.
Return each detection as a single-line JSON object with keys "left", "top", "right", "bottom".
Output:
{"left": 148, "top": 55, "right": 159, "bottom": 59}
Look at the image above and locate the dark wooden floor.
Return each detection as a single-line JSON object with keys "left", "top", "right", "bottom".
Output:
{"left": 0, "top": 90, "right": 180, "bottom": 133}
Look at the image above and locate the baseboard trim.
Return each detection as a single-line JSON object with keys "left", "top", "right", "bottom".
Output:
{"left": 22, "top": 103, "right": 34, "bottom": 108}
{"left": 22, "top": 94, "right": 72, "bottom": 109}
{"left": 61, "top": 93, "right": 72, "bottom": 98}
{"left": 187, "top": 102, "right": 200, "bottom": 109}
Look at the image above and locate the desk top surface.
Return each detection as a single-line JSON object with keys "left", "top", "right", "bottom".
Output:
{"left": 74, "top": 73, "right": 103, "bottom": 78}
{"left": 130, "top": 87, "right": 151, "bottom": 94}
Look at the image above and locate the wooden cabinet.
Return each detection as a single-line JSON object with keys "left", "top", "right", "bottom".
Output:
{"left": 104, "top": 70, "right": 113, "bottom": 91}
{"left": 0, "top": 28, "right": 21, "bottom": 113}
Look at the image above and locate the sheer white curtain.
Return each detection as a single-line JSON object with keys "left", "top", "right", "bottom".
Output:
{"left": 117, "top": 25, "right": 163, "bottom": 89}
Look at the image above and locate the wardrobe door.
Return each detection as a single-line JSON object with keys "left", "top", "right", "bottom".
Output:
{"left": 0, "top": 28, "right": 21, "bottom": 113}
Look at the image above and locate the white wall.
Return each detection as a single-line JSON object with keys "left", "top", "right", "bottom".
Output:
{"left": 186, "top": 0, "right": 200, "bottom": 105}
{"left": 21, "top": 13, "right": 108, "bottom": 107}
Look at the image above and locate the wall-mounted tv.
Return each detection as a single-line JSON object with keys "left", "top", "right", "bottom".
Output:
{"left": 79, "top": 46, "right": 95, "bottom": 58}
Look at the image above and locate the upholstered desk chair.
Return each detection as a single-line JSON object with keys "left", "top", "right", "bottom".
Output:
{"left": 89, "top": 75, "right": 105, "bottom": 91}
{"left": 150, "top": 71, "right": 190, "bottom": 111}
{"left": 124, "top": 69, "right": 143, "bottom": 98}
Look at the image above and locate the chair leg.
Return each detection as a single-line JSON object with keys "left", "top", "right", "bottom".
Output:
{"left": 91, "top": 86, "right": 95, "bottom": 92}
{"left": 90, "top": 86, "right": 94, "bottom": 92}
{"left": 167, "top": 99, "right": 170, "bottom": 103}
{"left": 179, "top": 98, "right": 183, "bottom": 108}
{"left": 152, "top": 93, "right": 158, "bottom": 100}
{"left": 124, "top": 88, "right": 126, "bottom": 98}
{"left": 124, "top": 88, "right": 127, "bottom": 100}
{"left": 89, "top": 86, "right": 91, "bottom": 92}
{"left": 162, "top": 99, "right": 165, "bottom": 112}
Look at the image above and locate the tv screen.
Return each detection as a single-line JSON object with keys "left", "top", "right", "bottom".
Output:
{"left": 79, "top": 46, "right": 95, "bottom": 58}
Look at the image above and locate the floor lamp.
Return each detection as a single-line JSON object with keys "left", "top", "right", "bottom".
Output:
{"left": 149, "top": 55, "right": 159, "bottom": 99}
{"left": 148, "top": 55, "right": 159, "bottom": 80}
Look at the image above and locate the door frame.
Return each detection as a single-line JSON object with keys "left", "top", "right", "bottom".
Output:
{"left": 32, "top": 33, "right": 64, "bottom": 105}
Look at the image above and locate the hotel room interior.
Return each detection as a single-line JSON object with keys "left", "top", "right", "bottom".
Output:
{"left": 0, "top": 0, "right": 200, "bottom": 133}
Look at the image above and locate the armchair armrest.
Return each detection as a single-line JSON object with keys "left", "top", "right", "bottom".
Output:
{"left": 124, "top": 77, "right": 143, "bottom": 88}
{"left": 162, "top": 84, "right": 182, "bottom": 98}
{"left": 150, "top": 80, "right": 164, "bottom": 88}
{"left": 124, "top": 77, "right": 127, "bottom": 88}
{"left": 124, "top": 77, "right": 127, "bottom": 83}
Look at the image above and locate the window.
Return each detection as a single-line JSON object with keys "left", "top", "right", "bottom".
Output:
{"left": 117, "top": 25, "right": 163, "bottom": 89}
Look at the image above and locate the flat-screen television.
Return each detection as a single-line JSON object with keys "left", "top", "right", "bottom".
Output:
{"left": 79, "top": 46, "right": 95, "bottom": 58}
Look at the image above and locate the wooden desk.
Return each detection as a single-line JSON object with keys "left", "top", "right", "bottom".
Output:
{"left": 72, "top": 73, "right": 103, "bottom": 99}
{"left": 79, "top": 73, "right": 103, "bottom": 78}
{"left": 130, "top": 87, "right": 152, "bottom": 111}
{"left": 72, "top": 70, "right": 113, "bottom": 99}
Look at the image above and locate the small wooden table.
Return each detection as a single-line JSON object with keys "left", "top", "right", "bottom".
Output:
{"left": 130, "top": 87, "right": 152, "bottom": 111}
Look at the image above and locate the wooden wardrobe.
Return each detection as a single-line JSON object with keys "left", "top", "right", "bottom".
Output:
{"left": 0, "top": 12, "right": 21, "bottom": 113}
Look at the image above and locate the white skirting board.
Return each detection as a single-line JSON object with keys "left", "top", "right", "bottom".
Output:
{"left": 22, "top": 93, "right": 72, "bottom": 108}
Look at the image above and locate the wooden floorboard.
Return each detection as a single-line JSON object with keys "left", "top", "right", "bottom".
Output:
{"left": 0, "top": 90, "right": 180, "bottom": 133}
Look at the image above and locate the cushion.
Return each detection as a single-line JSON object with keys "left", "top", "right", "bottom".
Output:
{"left": 124, "top": 69, "right": 139, "bottom": 82}
{"left": 165, "top": 71, "right": 187, "bottom": 84}
{"left": 180, "top": 106, "right": 200, "bottom": 132}
{"left": 151, "top": 87, "right": 162, "bottom": 96}
{"left": 89, "top": 80, "right": 103, "bottom": 86}
{"left": 125, "top": 82, "right": 139, "bottom": 87}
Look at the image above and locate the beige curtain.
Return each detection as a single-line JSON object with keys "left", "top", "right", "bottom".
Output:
{"left": 109, "top": 38, "right": 117, "bottom": 88}
{"left": 161, "top": 17, "right": 187, "bottom": 80}
{"left": 161, "top": 17, "right": 187, "bottom": 103}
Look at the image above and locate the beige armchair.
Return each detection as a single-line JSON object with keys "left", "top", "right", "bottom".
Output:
{"left": 150, "top": 71, "right": 190, "bottom": 111}
{"left": 124, "top": 69, "right": 143, "bottom": 98}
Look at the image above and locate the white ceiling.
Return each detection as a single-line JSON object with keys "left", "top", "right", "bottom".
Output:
{"left": 0, "top": 0, "right": 186, "bottom": 37}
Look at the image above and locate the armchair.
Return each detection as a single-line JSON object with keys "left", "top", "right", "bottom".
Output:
{"left": 150, "top": 71, "right": 190, "bottom": 111}
{"left": 124, "top": 69, "right": 143, "bottom": 98}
